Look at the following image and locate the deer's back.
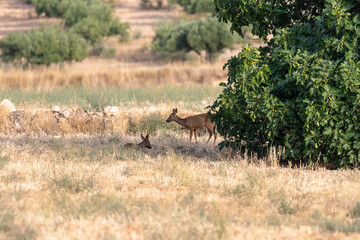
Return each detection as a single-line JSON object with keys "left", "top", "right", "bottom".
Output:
{"left": 185, "top": 113, "right": 212, "bottom": 128}
{"left": 124, "top": 143, "right": 136, "bottom": 148}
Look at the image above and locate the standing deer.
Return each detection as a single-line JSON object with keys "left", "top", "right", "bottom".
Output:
{"left": 124, "top": 134, "right": 152, "bottom": 149}
{"left": 166, "top": 108, "right": 217, "bottom": 144}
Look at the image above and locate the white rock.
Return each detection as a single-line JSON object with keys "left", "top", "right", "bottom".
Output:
{"left": 62, "top": 110, "right": 70, "bottom": 119}
{"left": 51, "top": 106, "right": 61, "bottom": 113}
{"left": 0, "top": 99, "right": 16, "bottom": 112}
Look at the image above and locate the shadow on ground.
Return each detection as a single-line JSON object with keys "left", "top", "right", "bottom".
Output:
{"left": 0, "top": 134, "right": 229, "bottom": 162}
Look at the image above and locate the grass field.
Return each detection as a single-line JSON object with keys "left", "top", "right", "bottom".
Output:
{"left": 1, "top": 0, "right": 360, "bottom": 239}
{"left": 1, "top": 135, "right": 360, "bottom": 239}
{"left": 0, "top": 86, "right": 359, "bottom": 240}
{"left": 0, "top": 85, "right": 221, "bottom": 109}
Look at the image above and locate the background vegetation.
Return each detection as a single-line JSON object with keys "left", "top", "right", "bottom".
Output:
{"left": 0, "top": 0, "right": 359, "bottom": 239}
{"left": 210, "top": 0, "right": 360, "bottom": 168}
{"left": 31, "top": 0, "right": 130, "bottom": 43}
{"left": 169, "top": 0, "right": 215, "bottom": 14}
{"left": 0, "top": 0, "right": 129, "bottom": 65}
{"left": 0, "top": 25, "right": 88, "bottom": 65}
{"left": 152, "top": 15, "right": 237, "bottom": 61}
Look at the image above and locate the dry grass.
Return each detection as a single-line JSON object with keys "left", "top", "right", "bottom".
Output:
{"left": 0, "top": 100, "right": 358, "bottom": 240}
{"left": 0, "top": 0, "right": 231, "bottom": 90}
{"left": 0, "top": 100, "right": 358, "bottom": 239}
{"left": 0, "top": 135, "right": 360, "bottom": 240}
{"left": 0, "top": 93, "right": 359, "bottom": 239}
{"left": 0, "top": 104, "right": 217, "bottom": 136}
{"left": 1, "top": 1, "right": 359, "bottom": 239}
{"left": 0, "top": 60, "right": 226, "bottom": 90}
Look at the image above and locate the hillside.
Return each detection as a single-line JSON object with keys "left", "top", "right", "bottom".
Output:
{"left": 0, "top": 0, "right": 241, "bottom": 88}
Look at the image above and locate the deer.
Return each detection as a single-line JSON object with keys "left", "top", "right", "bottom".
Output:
{"left": 166, "top": 108, "right": 217, "bottom": 144}
{"left": 124, "top": 134, "right": 152, "bottom": 149}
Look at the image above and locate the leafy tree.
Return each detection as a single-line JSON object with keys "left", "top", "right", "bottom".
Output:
{"left": 0, "top": 25, "right": 88, "bottom": 65}
{"left": 170, "top": 0, "right": 215, "bottom": 14}
{"left": 30, "top": 0, "right": 129, "bottom": 43}
{"left": 209, "top": 0, "right": 360, "bottom": 167}
{"left": 152, "top": 16, "right": 236, "bottom": 61}
{"left": 1, "top": 0, "right": 130, "bottom": 65}
{"left": 30, "top": 0, "right": 63, "bottom": 17}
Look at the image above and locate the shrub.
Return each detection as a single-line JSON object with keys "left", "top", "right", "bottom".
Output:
{"left": 170, "top": 0, "right": 215, "bottom": 14}
{"left": 0, "top": 25, "right": 88, "bottom": 65}
{"left": 209, "top": 0, "right": 360, "bottom": 167}
{"left": 31, "top": 0, "right": 63, "bottom": 17}
{"left": 70, "top": 17, "right": 108, "bottom": 43}
{"left": 30, "top": 0, "right": 130, "bottom": 43}
{"left": 152, "top": 16, "right": 236, "bottom": 61}
{"left": 141, "top": 0, "right": 164, "bottom": 9}
{"left": 2, "top": 0, "right": 130, "bottom": 64}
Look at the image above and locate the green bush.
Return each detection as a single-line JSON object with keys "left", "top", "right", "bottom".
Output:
{"left": 70, "top": 17, "right": 107, "bottom": 43}
{"left": 2, "top": 0, "right": 130, "bottom": 64}
{"left": 31, "top": 0, "right": 130, "bottom": 43}
{"left": 170, "top": 0, "right": 215, "bottom": 14}
{"left": 152, "top": 16, "right": 236, "bottom": 61}
{"left": 0, "top": 26, "right": 88, "bottom": 65}
{"left": 209, "top": 0, "right": 360, "bottom": 167}
{"left": 140, "top": 0, "right": 164, "bottom": 9}
{"left": 31, "top": 0, "right": 63, "bottom": 17}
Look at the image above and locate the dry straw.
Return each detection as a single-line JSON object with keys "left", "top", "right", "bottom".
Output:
{"left": 0, "top": 61, "right": 226, "bottom": 90}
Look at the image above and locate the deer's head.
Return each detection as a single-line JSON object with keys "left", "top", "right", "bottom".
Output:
{"left": 140, "top": 134, "right": 152, "bottom": 149}
{"left": 166, "top": 108, "right": 178, "bottom": 122}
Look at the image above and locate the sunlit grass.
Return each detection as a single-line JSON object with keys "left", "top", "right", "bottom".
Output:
{"left": 0, "top": 85, "right": 221, "bottom": 111}
{"left": 0, "top": 137, "right": 360, "bottom": 239}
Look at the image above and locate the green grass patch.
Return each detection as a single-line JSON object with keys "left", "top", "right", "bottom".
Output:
{"left": 0, "top": 85, "right": 221, "bottom": 111}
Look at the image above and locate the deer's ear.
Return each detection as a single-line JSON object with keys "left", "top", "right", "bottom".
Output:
{"left": 141, "top": 134, "right": 145, "bottom": 140}
{"left": 174, "top": 108, "right": 178, "bottom": 113}
{"left": 145, "top": 134, "right": 149, "bottom": 139}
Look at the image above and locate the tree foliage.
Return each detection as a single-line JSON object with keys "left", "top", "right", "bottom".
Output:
{"left": 152, "top": 16, "right": 236, "bottom": 61}
{"left": 0, "top": 0, "right": 129, "bottom": 65}
{"left": 215, "top": 0, "right": 328, "bottom": 40}
{"left": 170, "top": 0, "right": 215, "bottom": 14}
{"left": 0, "top": 25, "right": 88, "bottom": 65}
{"left": 30, "top": 0, "right": 129, "bottom": 43}
{"left": 209, "top": 0, "right": 360, "bottom": 167}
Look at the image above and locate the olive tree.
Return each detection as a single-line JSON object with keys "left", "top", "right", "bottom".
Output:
{"left": 152, "top": 16, "right": 237, "bottom": 61}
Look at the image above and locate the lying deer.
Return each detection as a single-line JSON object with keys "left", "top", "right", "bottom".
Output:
{"left": 166, "top": 108, "right": 217, "bottom": 144}
{"left": 124, "top": 134, "right": 152, "bottom": 149}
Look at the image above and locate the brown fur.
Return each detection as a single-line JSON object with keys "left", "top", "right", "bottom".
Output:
{"left": 166, "top": 108, "right": 217, "bottom": 144}
{"left": 124, "top": 134, "right": 152, "bottom": 149}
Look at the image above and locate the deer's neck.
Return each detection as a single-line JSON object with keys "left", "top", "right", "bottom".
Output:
{"left": 174, "top": 116, "right": 188, "bottom": 128}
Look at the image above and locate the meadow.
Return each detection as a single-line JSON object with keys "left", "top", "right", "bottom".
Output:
{"left": 0, "top": 85, "right": 359, "bottom": 240}
{"left": 1, "top": 0, "right": 360, "bottom": 240}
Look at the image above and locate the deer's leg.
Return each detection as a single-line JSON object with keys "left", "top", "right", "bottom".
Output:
{"left": 206, "top": 128, "right": 213, "bottom": 144}
{"left": 213, "top": 131, "right": 217, "bottom": 145}
{"left": 194, "top": 129, "right": 198, "bottom": 143}
{"left": 189, "top": 130, "right": 193, "bottom": 143}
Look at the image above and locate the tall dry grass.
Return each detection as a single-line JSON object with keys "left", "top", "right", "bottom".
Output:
{"left": 0, "top": 136, "right": 359, "bottom": 239}
{"left": 0, "top": 60, "right": 226, "bottom": 90}
{"left": 0, "top": 103, "right": 217, "bottom": 137}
